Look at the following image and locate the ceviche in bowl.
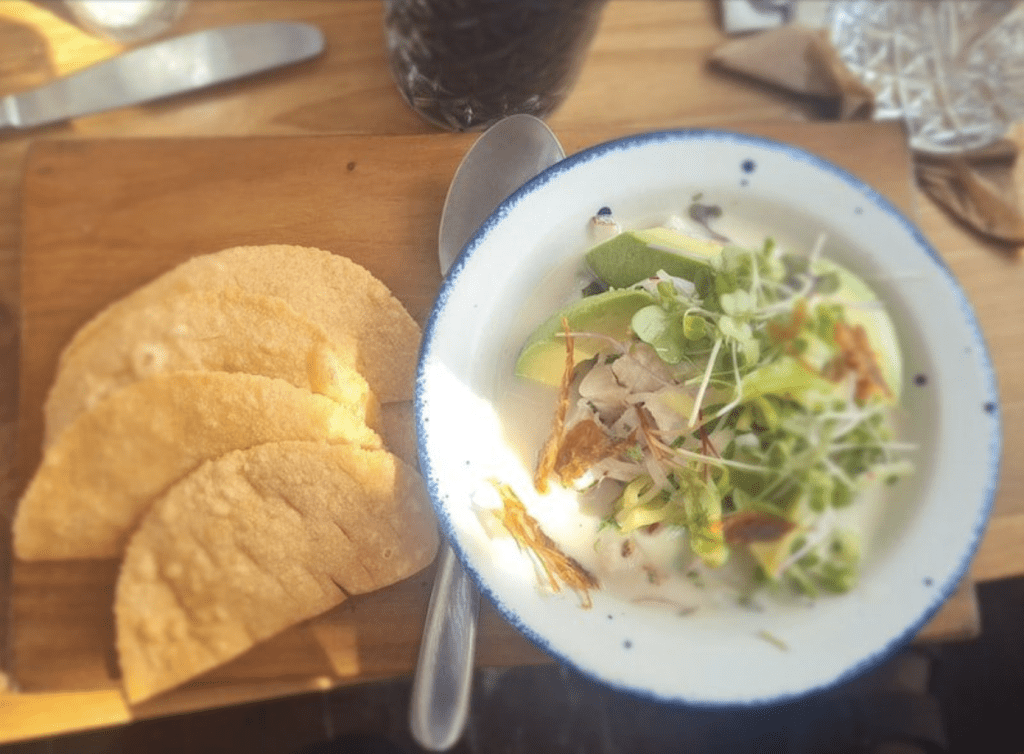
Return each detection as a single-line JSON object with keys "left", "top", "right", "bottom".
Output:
{"left": 416, "top": 130, "right": 999, "bottom": 706}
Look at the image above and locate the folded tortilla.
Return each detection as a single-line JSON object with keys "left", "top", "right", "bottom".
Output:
{"left": 14, "top": 372, "right": 381, "bottom": 560}
{"left": 115, "top": 440, "right": 438, "bottom": 703}
{"left": 58, "top": 245, "right": 421, "bottom": 405}
{"left": 43, "top": 288, "right": 365, "bottom": 447}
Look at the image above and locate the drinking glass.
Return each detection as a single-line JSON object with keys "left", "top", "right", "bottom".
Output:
{"left": 384, "top": 0, "right": 607, "bottom": 131}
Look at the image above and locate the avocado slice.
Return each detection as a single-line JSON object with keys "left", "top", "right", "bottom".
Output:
{"left": 520, "top": 229, "right": 902, "bottom": 400}
{"left": 749, "top": 528, "right": 802, "bottom": 579}
{"left": 514, "top": 288, "right": 655, "bottom": 386}
{"left": 585, "top": 228, "right": 723, "bottom": 288}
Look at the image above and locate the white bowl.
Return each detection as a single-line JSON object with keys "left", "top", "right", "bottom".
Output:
{"left": 415, "top": 129, "right": 1000, "bottom": 707}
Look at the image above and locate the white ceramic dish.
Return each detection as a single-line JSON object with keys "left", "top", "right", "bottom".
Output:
{"left": 416, "top": 129, "right": 1000, "bottom": 707}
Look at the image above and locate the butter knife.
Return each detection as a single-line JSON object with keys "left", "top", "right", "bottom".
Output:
{"left": 0, "top": 21, "right": 325, "bottom": 131}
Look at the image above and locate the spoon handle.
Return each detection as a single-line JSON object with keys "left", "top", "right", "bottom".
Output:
{"left": 409, "top": 544, "right": 480, "bottom": 751}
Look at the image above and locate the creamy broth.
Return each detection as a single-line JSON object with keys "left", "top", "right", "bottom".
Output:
{"left": 491, "top": 202, "right": 907, "bottom": 615}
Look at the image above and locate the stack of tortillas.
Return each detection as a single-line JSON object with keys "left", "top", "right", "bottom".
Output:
{"left": 13, "top": 245, "right": 439, "bottom": 703}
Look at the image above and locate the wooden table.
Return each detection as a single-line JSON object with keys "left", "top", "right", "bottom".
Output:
{"left": 0, "top": 0, "right": 1021, "bottom": 743}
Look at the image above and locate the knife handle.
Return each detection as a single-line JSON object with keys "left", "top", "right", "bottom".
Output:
{"left": 1, "top": 21, "right": 325, "bottom": 131}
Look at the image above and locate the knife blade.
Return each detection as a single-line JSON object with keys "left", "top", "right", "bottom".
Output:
{"left": 0, "top": 21, "right": 325, "bottom": 131}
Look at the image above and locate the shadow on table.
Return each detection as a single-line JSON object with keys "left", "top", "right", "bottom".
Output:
{"left": 2, "top": 577, "right": 1022, "bottom": 754}
{"left": 304, "top": 576, "right": 1024, "bottom": 754}
{"left": 303, "top": 649, "right": 947, "bottom": 754}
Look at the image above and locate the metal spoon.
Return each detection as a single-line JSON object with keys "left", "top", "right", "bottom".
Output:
{"left": 409, "top": 114, "right": 565, "bottom": 752}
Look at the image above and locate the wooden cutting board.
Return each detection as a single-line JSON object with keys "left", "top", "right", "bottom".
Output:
{"left": 5, "top": 122, "right": 981, "bottom": 739}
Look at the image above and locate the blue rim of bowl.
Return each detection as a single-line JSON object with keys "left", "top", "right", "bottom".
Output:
{"left": 414, "top": 127, "right": 1002, "bottom": 708}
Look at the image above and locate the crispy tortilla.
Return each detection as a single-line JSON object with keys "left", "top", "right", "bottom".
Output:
{"left": 43, "top": 288, "right": 365, "bottom": 447}
{"left": 59, "top": 245, "right": 421, "bottom": 404}
{"left": 115, "top": 440, "right": 438, "bottom": 703}
{"left": 14, "top": 372, "right": 382, "bottom": 561}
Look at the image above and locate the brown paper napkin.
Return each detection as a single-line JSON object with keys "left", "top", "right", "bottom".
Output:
{"left": 709, "top": 25, "right": 874, "bottom": 121}
{"left": 710, "top": 25, "right": 1024, "bottom": 248}
{"left": 915, "top": 135, "right": 1024, "bottom": 246}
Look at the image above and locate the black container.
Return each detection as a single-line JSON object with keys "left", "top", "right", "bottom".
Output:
{"left": 384, "top": 0, "right": 607, "bottom": 131}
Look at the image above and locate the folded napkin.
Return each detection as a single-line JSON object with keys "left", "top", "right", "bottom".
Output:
{"left": 709, "top": 25, "right": 874, "bottom": 121}
{"left": 916, "top": 135, "right": 1024, "bottom": 246}
{"left": 710, "top": 25, "right": 1024, "bottom": 248}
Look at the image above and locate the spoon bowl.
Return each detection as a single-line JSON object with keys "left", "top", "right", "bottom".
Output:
{"left": 437, "top": 116, "right": 566, "bottom": 274}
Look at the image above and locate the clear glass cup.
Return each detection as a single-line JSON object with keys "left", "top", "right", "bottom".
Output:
{"left": 828, "top": 0, "right": 1024, "bottom": 153}
{"left": 60, "top": 0, "right": 189, "bottom": 44}
{"left": 383, "top": 0, "right": 608, "bottom": 132}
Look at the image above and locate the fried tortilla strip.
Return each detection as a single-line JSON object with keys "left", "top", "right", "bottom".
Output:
{"left": 553, "top": 418, "right": 635, "bottom": 487}
{"left": 59, "top": 245, "right": 421, "bottom": 403}
{"left": 721, "top": 510, "right": 796, "bottom": 545}
{"left": 115, "top": 441, "right": 439, "bottom": 703}
{"left": 43, "top": 288, "right": 367, "bottom": 448}
{"left": 14, "top": 372, "right": 382, "bottom": 561}
{"left": 830, "top": 320, "right": 893, "bottom": 404}
{"left": 491, "top": 481, "right": 598, "bottom": 609}
{"left": 534, "top": 320, "right": 575, "bottom": 494}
